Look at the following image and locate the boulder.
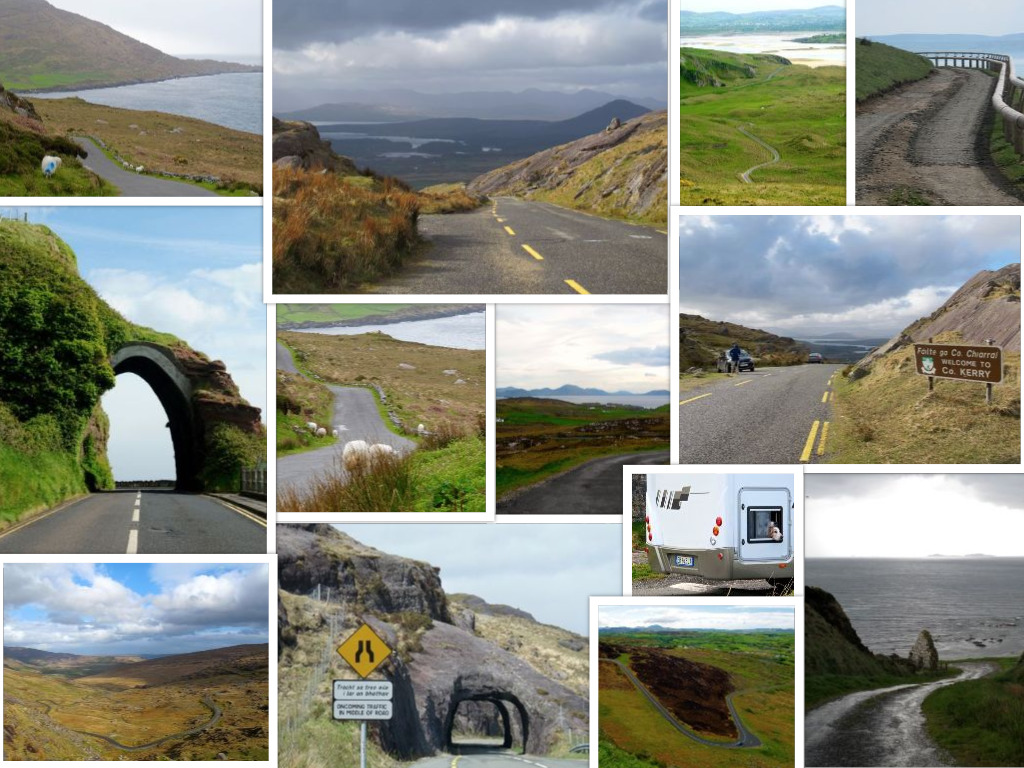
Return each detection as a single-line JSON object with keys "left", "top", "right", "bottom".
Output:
{"left": 909, "top": 629, "right": 939, "bottom": 671}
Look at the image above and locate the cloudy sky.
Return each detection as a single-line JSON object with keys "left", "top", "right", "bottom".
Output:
{"left": 678, "top": 215, "right": 1020, "bottom": 338}
{"left": 497, "top": 305, "right": 670, "bottom": 392}
{"left": 4, "top": 562, "right": 269, "bottom": 655}
{"left": 858, "top": 0, "right": 1021, "bottom": 36}
{"left": 807, "top": 474, "right": 1024, "bottom": 557}
{"left": 3, "top": 207, "right": 264, "bottom": 481}
{"left": 45, "top": 0, "right": 261, "bottom": 60}
{"left": 273, "top": 0, "right": 666, "bottom": 108}
{"left": 599, "top": 604, "right": 794, "bottom": 630}
{"left": 337, "top": 524, "right": 620, "bottom": 636}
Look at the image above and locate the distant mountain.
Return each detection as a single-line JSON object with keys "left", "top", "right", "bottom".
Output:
{"left": 4, "top": 646, "right": 147, "bottom": 677}
{"left": 278, "top": 88, "right": 666, "bottom": 122}
{"left": 680, "top": 5, "right": 845, "bottom": 35}
{"left": 869, "top": 32, "right": 1024, "bottom": 58}
{"left": 600, "top": 625, "right": 793, "bottom": 634}
{"left": 496, "top": 385, "right": 669, "bottom": 398}
{"left": 0, "top": 0, "right": 260, "bottom": 91}
{"left": 78, "top": 643, "right": 268, "bottom": 688}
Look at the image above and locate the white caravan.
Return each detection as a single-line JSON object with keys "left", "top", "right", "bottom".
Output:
{"left": 644, "top": 473, "right": 794, "bottom": 582}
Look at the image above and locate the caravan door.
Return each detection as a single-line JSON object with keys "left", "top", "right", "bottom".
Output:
{"left": 738, "top": 486, "right": 790, "bottom": 561}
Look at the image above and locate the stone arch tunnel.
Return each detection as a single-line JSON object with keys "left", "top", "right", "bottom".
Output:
{"left": 444, "top": 691, "right": 529, "bottom": 754}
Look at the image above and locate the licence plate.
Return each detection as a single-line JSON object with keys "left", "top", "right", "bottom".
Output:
{"left": 674, "top": 555, "right": 695, "bottom": 567}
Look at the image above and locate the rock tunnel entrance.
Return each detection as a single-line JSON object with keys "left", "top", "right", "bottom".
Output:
{"left": 444, "top": 692, "right": 529, "bottom": 755}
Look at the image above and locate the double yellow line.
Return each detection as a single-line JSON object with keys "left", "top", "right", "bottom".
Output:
{"left": 800, "top": 420, "right": 830, "bottom": 462}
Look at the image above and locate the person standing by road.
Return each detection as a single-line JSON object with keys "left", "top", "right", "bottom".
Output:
{"left": 728, "top": 342, "right": 742, "bottom": 373}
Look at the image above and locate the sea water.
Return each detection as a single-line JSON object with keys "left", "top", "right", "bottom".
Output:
{"left": 681, "top": 32, "right": 846, "bottom": 66}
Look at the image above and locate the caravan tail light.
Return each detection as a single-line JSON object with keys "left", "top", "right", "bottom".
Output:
{"left": 712, "top": 526, "right": 720, "bottom": 536}
{"left": 716, "top": 516, "right": 723, "bottom": 526}
{"left": 717, "top": 553, "right": 724, "bottom": 560}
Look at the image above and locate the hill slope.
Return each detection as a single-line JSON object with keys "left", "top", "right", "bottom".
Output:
{"left": 0, "top": 0, "right": 259, "bottom": 91}
{"left": 855, "top": 39, "right": 933, "bottom": 101}
{"left": 679, "top": 313, "right": 810, "bottom": 370}
{"left": 466, "top": 109, "right": 666, "bottom": 225}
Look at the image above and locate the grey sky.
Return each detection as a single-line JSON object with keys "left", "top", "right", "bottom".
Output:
{"left": 678, "top": 215, "right": 1020, "bottom": 338}
{"left": 336, "top": 524, "right": 621, "bottom": 636}
{"left": 806, "top": 474, "right": 1024, "bottom": 557}
{"left": 273, "top": 0, "right": 666, "bottom": 105}
{"left": 599, "top": 605, "right": 794, "bottom": 630}
{"left": 497, "top": 305, "right": 670, "bottom": 392}
{"left": 858, "top": 0, "right": 1023, "bottom": 36}
{"left": 46, "top": 0, "right": 262, "bottom": 59}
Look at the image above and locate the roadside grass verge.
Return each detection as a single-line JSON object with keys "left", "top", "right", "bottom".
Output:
{"left": 0, "top": 120, "right": 115, "bottom": 195}
{"left": 273, "top": 168, "right": 421, "bottom": 293}
{"left": 276, "top": 370, "right": 337, "bottom": 458}
{"left": 922, "top": 657, "right": 1024, "bottom": 767}
{"left": 826, "top": 340, "right": 1019, "bottom": 463}
{"left": 679, "top": 371, "right": 730, "bottom": 395}
{"left": 855, "top": 38, "right": 934, "bottom": 101}
{"left": 989, "top": 115, "right": 1024, "bottom": 202}
{"left": 417, "top": 182, "right": 487, "bottom": 214}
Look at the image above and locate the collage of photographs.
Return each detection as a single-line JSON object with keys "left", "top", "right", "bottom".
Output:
{"left": 0, "top": 0, "right": 1021, "bottom": 766}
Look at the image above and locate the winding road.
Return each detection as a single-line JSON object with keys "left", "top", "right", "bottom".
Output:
{"left": 73, "top": 696, "right": 222, "bottom": 753}
{"left": 805, "top": 662, "right": 996, "bottom": 766}
{"left": 73, "top": 137, "right": 218, "bottom": 197}
{"left": 602, "top": 659, "right": 762, "bottom": 748}
{"left": 276, "top": 342, "right": 416, "bottom": 494}
{"left": 371, "top": 197, "right": 667, "bottom": 295}
{"left": 737, "top": 124, "right": 781, "bottom": 183}
{"left": 497, "top": 450, "right": 669, "bottom": 515}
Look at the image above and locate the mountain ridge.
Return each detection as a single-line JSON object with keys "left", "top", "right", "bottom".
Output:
{"left": 497, "top": 385, "right": 669, "bottom": 398}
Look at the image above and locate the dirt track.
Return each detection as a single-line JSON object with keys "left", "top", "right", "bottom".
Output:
{"left": 857, "top": 68, "right": 1021, "bottom": 205}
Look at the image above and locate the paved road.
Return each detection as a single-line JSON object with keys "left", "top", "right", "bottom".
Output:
{"left": 74, "top": 696, "right": 222, "bottom": 752}
{"left": 603, "top": 659, "right": 761, "bottom": 748}
{"left": 806, "top": 662, "right": 996, "bottom": 766}
{"left": 857, "top": 69, "right": 1021, "bottom": 205}
{"left": 737, "top": 124, "right": 781, "bottom": 183}
{"left": 411, "top": 751, "right": 585, "bottom": 768}
{"left": 0, "top": 491, "right": 266, "bottom": 553}
{"left": 497, "top": 451, "right": 669, "bottom": 515}
{"left": 73, "top": 137, "right": 218, "bottom": 197}
{"left": 678, "top": 365, "right": 841, "bottom": 464}
{"left": 276, "top": 342, "right": 416, "bottom": 494}
{"left": 373, "top": 197, "right": 667, "bottom": 295}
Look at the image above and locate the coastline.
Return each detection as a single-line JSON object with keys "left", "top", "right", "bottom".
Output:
{"left": 276, "top": 304, "right": 484, "bottom": 331}
{"left": 17, "top": 68, "right": 262, "bottom": 96}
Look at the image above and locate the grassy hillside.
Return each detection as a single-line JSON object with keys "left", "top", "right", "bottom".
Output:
{"left": 855, "top": 39, "right": 933, "bottom": 101}
{"left": 496, "top": 398, "right": 669, "bottom": 499}
{"left": 276, "top": 369, "right": 338, "bottom": 457}
{"left": 680, "top": 313, "right": 810, "bottom": 370}
{"left": 679, "top": 48, "right": 845, "bottom": 205}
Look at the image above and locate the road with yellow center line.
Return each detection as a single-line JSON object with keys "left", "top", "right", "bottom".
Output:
{"left": 373, "top": 196, "right": 666, "bottom": 294}
{"left": 678, "top": 364, "right": 842, "bottom": 464}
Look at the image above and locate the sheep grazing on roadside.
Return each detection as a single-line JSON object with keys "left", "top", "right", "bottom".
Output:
{"left": 306, "top": 421, "right": 318, "bottom": 432}
{"left": 342, "top": 440, "right": 371, "bottom": 471}
{"left": 331, "top": 428, "right": 338, "bottom": 438}
{"left": 369, "top": 443, "right": 395, "bottom": 460}
{"left": 417, "top": 423, "right": 426, "bottom": 435}
{"left": 41, "top": 155, "right": 62, "bottom": 177}
{"left": 315, "top": 427, "right": 327, "bottom": 437}
{"left": 135, "top": 165, "right": 144, "bottom": 174}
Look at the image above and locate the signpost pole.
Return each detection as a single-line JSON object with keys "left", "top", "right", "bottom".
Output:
{"left": 360, "top": 721, "right": 367, "bottom": 768}
{"left": 927, "top": 338, "right": 934, "bottom": 392}
{"left": 986, "top": 339, "right": 995, "bottom": 404}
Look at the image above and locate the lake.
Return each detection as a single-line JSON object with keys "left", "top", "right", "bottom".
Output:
{"left": 808, "top": 558, "right": 1024, "bottom": 658}
{"left": 681, "top": 32, "right": 846, "bottom": 67}
{"left": 294, "top": 311, "right": 485, "bottom": 350}
{"left": 30, "top": 72, "right": 263, "bottom": 134}
{"left": 497, "top": 394, "right": 669, "bottom": 409}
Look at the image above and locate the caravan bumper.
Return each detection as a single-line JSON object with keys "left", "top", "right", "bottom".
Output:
{"left": 648, "top": 546, "right": 793, "bottom": 581}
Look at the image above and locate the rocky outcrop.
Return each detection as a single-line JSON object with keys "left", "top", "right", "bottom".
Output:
{"left": 909, "top": 629, "right": 939, "bottom": 671}
{"left": 272, "top": 118, "right": 359, "bottom": 174}
{"left": 0, "top": 81, "right": 39, "bottom": 121}
{"left": 449, "top": 594, "right": 536, "bottom": 622}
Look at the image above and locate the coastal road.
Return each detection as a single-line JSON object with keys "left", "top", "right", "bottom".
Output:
{"left": 73, "top": 137, "right": 219, "bottom": 197}
{"left": 678, "top": 365, "right": 842, "bottom": 464}
{"left": 276, "top": 342, "right": 416, "bottom": 495}
{"left": 805, "top": 662, "right": 996, "bottom": 766}
{"left": 411, "top": 752, "right": 585, "bottom": 768}
{"left": 602, "top": 659, "right": 761, "bottom": 748}
{"left": 497, "top": 451, "right": 670, "bottom": 515}
{"left": 0, "top": 491, "right": 266, "bottom": 553}
{"left": 857, "top": 69, "right": 1021, "bottom": 205}
{"left": 373, "top": 197, "right": 667, "bottom": 295}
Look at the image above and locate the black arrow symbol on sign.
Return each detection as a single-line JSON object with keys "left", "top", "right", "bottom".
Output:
{"left": 356, "top": 640, "right": 375, "bottom": 663}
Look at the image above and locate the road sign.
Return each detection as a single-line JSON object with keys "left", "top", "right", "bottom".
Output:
{"left": 337, "top": 624, "right": 392, "bottom": 678}
{"left": 333, "top": 700, "right": 393, "bottom": 721}
{"left": 333, "top": 680, "right": 393, "bottom": 701}
{"left": 914, "top": 343, "right": 1003, "bottom": 383}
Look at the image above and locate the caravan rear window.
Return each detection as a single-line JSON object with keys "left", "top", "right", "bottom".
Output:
{"left": 747, "top": 506, "right": 783, "bottom": 542}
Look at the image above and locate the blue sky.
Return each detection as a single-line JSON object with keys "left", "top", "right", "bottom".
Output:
{"left": 335, "top": 524, "right": 621, "bottom": 636}
{"left": 678, "top": 215, "right": 1020, "bottom": 337}
{"left": 4, "top": 563, "right": 269, "bottom": 655}
{"left": 858, "top": 0, "right": 1021, "bottom": 36}
{"left": 599, "top": 605, "right": 795, "bottom": 630}
{"left": 2, "top": 207, "right": 265, "bottom": 481}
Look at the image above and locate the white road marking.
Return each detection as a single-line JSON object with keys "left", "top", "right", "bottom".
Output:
{"left": 208, "top": 498, "right": 268, "bottom": 528}
{"left": 126, "top": 529, "right": 138, "bottom": 554}
{"left": 669, "top": 582, "right": 717, "bottom": 593}
{"left": 629, "top": 234, "right": 653, "bottom": 239}
{"left": 132, "top": 508, "right": 140, "bottom": 523}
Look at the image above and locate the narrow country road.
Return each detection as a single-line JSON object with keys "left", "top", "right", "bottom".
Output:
{"left": 73, "top": 137, "right": 219, "bottom": 197}
{"left": 498, "top": 450, "right": 669, "bottom": 515}
{"left": 411, "top": 751, "right": 585, "bottom": 768}
{"left": 679, "top": 365, "right": 840, "bottom": 464}
{"left": 74, "top": 696, "right": 222, "bottom": 752}
{"left": 372, "top": 197, "right": 667, "bottom": 295}
{"left": 737, "top": 124, "right": 781, "bottom": 182}
{"left": 805, "top": 662, "right": 997, "bottom": 766}
{"left": 857, "top": 68, "right": 1021, "bottom": 204}
{"left": 0, "top": 491, "right": 266, "bottom": 553}
{"left": 276, "top": 342, "right": 416, "bottom": 494}
{"left": 603, "top": 659, "right": 762, "bottom": 748}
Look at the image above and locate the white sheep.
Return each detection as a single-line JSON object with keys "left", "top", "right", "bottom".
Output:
{"left": 343, "top": 440, "right": 371, "bottom": 471}
{"left": 136, "top": 165, "right": 144, "bottom": 174}
{"left": 315, "top": 427, "right": 327, "bottom": 437}
{"left": 417, "top": 423, "right": 426, "bottom": 435}
{"left": 41, "top": 155, "right": 62, "bottom": 177}
{"left": 331, "top": 429, "right": 338, "bottom": 438}
{"left": 306, "top": 421, "right": 318, "bottom": 432}
{"left": 369, "top": 443, "right": 395, "bottom": 460}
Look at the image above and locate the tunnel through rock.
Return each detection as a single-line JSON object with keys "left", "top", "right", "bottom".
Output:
{"left": 444, "top": 692, "right": 529, "bottom": 754}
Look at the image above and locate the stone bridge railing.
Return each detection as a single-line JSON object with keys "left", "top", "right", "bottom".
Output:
{"left": 917, "top": 51, "right": 1024, "bottom": 156}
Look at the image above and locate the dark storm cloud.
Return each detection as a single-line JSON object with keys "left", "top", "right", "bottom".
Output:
{"left": 593, "top": 345, "right": 670, "bottom": 366}
{"left": 949, "top": 475, "right": 1024, "bottom": 511}
{"left": 275, "top": 0, "right": 632, "bottom": 49}
{"left": 805, "top": 473, "right": 906, "bottom": 501}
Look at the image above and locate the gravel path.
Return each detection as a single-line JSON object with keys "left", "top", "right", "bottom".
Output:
{"left": 737, "top": 124, "right": 781, "bottom": 183}
{"left": 857, "top": 69, "right": 1021, "bottom": 205}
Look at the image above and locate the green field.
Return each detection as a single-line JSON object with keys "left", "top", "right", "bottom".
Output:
{"left": 855, "top": 39, "right": 933, "bottom": 101}
{"left": 679, "top": 48, "right": 845, "bottom": 205}
{"left": 276, "top": 304, "right": 415, "bottom": 326}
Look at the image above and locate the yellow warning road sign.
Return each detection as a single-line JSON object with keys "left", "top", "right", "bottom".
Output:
{"left": 337, "top": 624, "right": 392, "bottom": 678}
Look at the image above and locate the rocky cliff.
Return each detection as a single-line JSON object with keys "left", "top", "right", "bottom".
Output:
{"left": 272, "top": 118, "right": 359, "bottom": 174}
{"left": 466, "top": 109, "right": 666, "bottom": 225}
{"left": 277, "top": 525, "right": 589, "bottom": 760}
